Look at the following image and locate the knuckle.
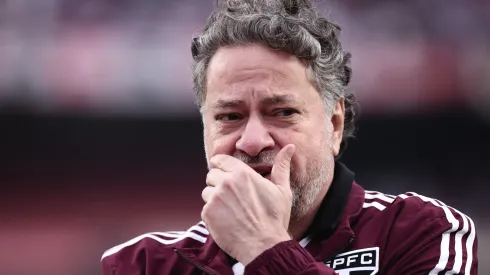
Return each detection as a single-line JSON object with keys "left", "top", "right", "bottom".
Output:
{"left": 212, "top": 156, "right": 222, "bottom": 168}
{"left": 210, "top": 191, "right": 223, "bottom": 204}
{"left": 237, "top": 169, "right": 249, "bottom": 180}
{"left": 234, "top": 168, "right": 252, "bottom": 186}
{"left": 221, "top": 178, "right": 234, "bottom": 190}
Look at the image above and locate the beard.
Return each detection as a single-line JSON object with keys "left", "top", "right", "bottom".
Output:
{"left": 232, "top": 149, "right": 330, "bottom": 226}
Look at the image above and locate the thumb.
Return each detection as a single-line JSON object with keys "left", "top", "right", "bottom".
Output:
{"left": 271, "top": 144, "right": 296, "bottom": 188}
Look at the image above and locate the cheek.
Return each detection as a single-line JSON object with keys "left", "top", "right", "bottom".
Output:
{"left": 204, "top": 129, "right": 239, "bottom": 157}
{"left": 288, "top": 128, "right": 330, "bottom": 170}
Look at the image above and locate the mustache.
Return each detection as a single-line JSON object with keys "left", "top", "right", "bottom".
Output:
{"left": 233, "top": 151, "right": 277, "bottom": 166}
{"left": 232, "top": 150, "right": 300, "bottom": 183}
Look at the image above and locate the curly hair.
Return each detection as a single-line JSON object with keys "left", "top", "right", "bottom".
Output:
{"left": 191, "top": 0, "right": 357, "bottom": 155}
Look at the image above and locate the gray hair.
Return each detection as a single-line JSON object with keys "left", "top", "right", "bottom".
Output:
{"left": 191, "top": 0, "right": 357, "bottom": 154}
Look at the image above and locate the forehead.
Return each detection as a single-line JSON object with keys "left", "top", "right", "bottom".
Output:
{"left": 205, "top": 44, "right": 314, "bottom": 103}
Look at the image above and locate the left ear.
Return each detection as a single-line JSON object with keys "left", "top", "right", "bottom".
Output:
{"left": 331, "top": 98, "right": 345, "bottom": 156}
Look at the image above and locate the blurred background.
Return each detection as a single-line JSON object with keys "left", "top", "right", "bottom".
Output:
{"left": 0, "top": 0, "right": 488, "bottom": 274}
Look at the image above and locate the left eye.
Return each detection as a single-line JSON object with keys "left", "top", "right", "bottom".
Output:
{"left": 275, "top": 109, "right": 298, "bottom": 117}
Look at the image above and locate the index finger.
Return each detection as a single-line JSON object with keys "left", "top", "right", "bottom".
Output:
{"left": 209, "top": 154, "right": 249, "bottom": 172}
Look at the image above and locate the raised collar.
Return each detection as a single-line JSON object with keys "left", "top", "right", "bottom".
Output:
{"left": 306, "top": 161, "right": 355, "bottom": 239}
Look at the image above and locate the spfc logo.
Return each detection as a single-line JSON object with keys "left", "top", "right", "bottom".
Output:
{"left": 325, "top": 247, "right": 379, "bottom": 275}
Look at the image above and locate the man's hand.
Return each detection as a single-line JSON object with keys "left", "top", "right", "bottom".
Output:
{"left": 201, "top": 144, "right": 296, "bottom": 265}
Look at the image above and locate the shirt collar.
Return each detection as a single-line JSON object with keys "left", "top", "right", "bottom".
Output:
{"left": 306, "top": 161, "right": 354, "bottom": 239}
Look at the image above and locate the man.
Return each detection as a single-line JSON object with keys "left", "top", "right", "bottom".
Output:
{"left": 101, "top": 0, "right": 478, "bottom": 274}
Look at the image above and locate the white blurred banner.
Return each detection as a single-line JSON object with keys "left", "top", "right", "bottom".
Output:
{"left": 0, "top": 0, "right": 489, "bottom": 116}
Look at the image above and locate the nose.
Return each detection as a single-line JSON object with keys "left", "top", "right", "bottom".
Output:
{"left": 235, "top": 116, "right": 275, "bottom": 157}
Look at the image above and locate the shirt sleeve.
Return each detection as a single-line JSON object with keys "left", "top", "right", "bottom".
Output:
{"left": 101, "top": 254, "right": 117, "bottom": 275}
{"left": 100, "top": 237, "right": 154, "bottom": 275}
{"left": 382, "top": 202, "right": 478, "bottom": 274}
{"left": 244, "top": 240, "right": 338, "bottom": 275}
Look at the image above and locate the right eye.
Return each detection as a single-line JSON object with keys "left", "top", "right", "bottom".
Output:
{"left": 215, "top": 113, "right": 242, "bottom": 122}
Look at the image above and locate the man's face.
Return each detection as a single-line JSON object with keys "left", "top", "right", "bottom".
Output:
{"left": 202, "top": 44, "right": 344, "bottom": 223}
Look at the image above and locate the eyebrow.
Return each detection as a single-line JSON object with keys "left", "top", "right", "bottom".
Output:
{"left": 211, "top": 99, "right": 245, "bottom": 110}
{"left": 259, "top": 95, "right": 297, "bottom": 105}
{"left": 211, "top": 95, "right": 297, "bottom": 110}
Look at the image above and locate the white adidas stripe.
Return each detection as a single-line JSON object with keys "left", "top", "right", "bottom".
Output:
{"left": 362, "top": 201, "right": 386, "bottom": 211}
{"left": 365, "top": 190, "right": 396, "bottom": 199}
{"left": 164, "top": 231, "right": 185, "bottom": 234}
{"left": 101, "top": 224, "right": 209, "bottom": 261}
{"left": 191, "top": 225, "right": 210, "bottom": 235}
{"left": 364, "top": 192, "right": 395, "bottom": 204}
{"left": 362, "top": 190, "right": 396, "bottom": 211}
{"left": 152, "top": 232, "right": 185, "bottom": 238}
{"left": 449, "top": 206, "right": 469, "bottom": 274}
{"left": 404, "top": 194, "right": 461, "bottom": 275}
{"left": 401, "top": 192, "right": 474, "bottom": 275}
{"left": 363, "top": 191, "right": 475, "bottom": 274}
{"left": 298, "top": 236, "right": 312, "bottom": 247}
{"left": 464, "top": 217, "right": 476, "bottom": 275}
{"left": 152, "top": 225, "right": 209, "bottom": 237}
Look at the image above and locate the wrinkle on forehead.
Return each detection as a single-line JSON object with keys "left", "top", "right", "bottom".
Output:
{"left": 207, "top": 45, "right": 309, "bottom": 89}
{"left": 224, "top": 67, "right": 290, "bottom": 84}
{"left": 210, "top": 68, "right": 297, "bottom": 100}
{"left": 207, "top": 74, "right": 291, "bottom": 107}
{"left": 205, "top": 45, "right": 317, "bottom": 109}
